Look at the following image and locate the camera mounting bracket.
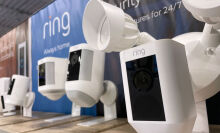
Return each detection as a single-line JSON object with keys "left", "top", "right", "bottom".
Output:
{"left": 77, "top": 80, "right": 117, "bottom": 127}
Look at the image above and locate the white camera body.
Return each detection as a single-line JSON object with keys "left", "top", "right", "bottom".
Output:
{"left": 120, "top": 39, "right": 196, "bottom": 133}
{"left": 183, "top": 0, "right": 220, "bottom": 24}
{"left": 5, "top": 75, "right": 31, "bottom": 106}
{"left": 0, "top": 78, "right": 15, "bottom": 113}
{"left": 38, "top": 57, "right": 68, "bottom": 100}
{"left": 65, "top": 44, "right": 105, "bottom": 107}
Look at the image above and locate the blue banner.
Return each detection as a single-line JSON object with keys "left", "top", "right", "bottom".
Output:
{"left": 31, "top": 0, "right": 96, "bottom": 115}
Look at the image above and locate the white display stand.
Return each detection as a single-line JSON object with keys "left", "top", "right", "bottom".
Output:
{"left": 44, "top": 103, "right": 81, "bottom": 122}
{"left": 77, "top": 81, "right": 117, "bottom": 127}
{"left": 193, "top": 101, "right": 209, "bottom": 133}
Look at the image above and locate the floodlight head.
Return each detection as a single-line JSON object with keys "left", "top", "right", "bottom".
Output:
{"left": 83, "top": 0, "right": 141, "bottom": 52}
{"left": 183, "top": 0, "right": 220, "bottom": 24}
{"left": 5, "top": 75, "right": 30, "bottom": 106}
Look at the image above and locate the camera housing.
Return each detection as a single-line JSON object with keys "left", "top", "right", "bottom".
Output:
{"left": 0, "top": 78, "right": 15, "bottom": 113}
{"left": 65, "top": 43, "right": 105, "bottom": 107}
{"left": 120, "top": 39, "right": 196, "bottom": 133}
{"left": 38, "top": 57, "right": 68, "bottom": 100}
{"left": 5, "top": 75, "right": 31, "bottom": 106}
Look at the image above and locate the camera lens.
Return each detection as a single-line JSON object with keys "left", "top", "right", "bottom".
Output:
{"left": 133, "top": 70, "right": 153, "bottom": 92}
{"left": 70, "top": 53, "right": 79, "bottom": 66}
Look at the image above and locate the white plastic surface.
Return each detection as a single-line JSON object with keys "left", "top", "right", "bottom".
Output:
{"left": 173, "top": 25, "right": 220, "bottom": 102}
{"left": 193, "top": 101, "right": 209, "bottom": 133}
{"left": 0, "top": 78, "right": 16, "bottom": 113}
{"left": 38, "top": 57, "right": 68, "bottom": 100}
{"left": 65, "top": 44, "right": 105, "bottom": 107}
{"left": 183, "top": 0, "right": 220, "bottom": 24}
{"left": 83, "top": 0, "right": 154, "bottom": 52}
{"left": 120, "top": 40, "right": 196, "bottom": 133}
{"left": 5, "top": 75, "right": 30, "bottom": 106}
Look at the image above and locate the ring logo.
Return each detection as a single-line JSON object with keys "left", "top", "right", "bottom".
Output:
{"left": 133, "top": 48, "right": 145, "bottom": 57}
{"left": 118, "top": 0, "right": 141, "bottom": 10}
{"left": 43, "top": 12, "right": 70, "bottom": 40}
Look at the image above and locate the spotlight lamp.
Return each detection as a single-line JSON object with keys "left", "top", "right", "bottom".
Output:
{"left": 183, "top": 0, "right": 220, "bottom": 24}
{"left": 83, "top": 0, "right": 155, "bottom": 52}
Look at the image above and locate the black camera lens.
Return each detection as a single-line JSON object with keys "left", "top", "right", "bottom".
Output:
{"left": 133, "top": 70, "right": 153, "bottom": 92}
{"left": 70, "top": 53, "right": 79, "bottom": 66}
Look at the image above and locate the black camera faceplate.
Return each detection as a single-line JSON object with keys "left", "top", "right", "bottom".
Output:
{"left": 39, "top": 63, "right": 46, "bottom": 86}
{"left": 67, "top": 50, "right": 82, "bottom": 81}
{"left": 126, "top": 55, "right": 166, "bottom": 121}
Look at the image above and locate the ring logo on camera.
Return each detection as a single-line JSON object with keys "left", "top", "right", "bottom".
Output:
{"left": 133, "top": 48, "right": 145, "bottom": 57}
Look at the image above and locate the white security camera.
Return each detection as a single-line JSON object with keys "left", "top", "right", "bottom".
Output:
{"left": 65, "top": 43, "right": 105, "bottom": 107}
{"left": 83, "top": 0, "right": 154, "bottom": 52}
{"left": 5, "top": 75, "right": 35, "bottom": 115}
{"left": 65, "top": 44, "right": 118, "bottom": 126}
{"left": 183, "top": 0, "right": 220, "bottom": 24}
{"left": 120, "top": 40, "right": 196, "bottom": 133}
{"left": 0, "top": 78, "right": 15, "bottom": 113}
{"left": 38, "top": 57, "right": 68, "bottom": 100}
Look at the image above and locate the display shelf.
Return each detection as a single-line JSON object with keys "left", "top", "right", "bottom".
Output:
{"left": 0, "top": 112, "right": 219, "bottom": 133}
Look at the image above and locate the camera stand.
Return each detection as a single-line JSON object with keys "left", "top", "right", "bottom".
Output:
{"left": 77, "top": 80, "right": 117, "bottom": 127}
{"left": 44, "top": 102, "right": 81, "bottom": 123}
{"left": 23, "top": 92, "right": 35, "bottom": 117}
{"left": 192, "top": 101, "right": 209, "bottom": 133}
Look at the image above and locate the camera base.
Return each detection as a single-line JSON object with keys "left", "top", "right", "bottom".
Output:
{"left": 77, "top": 103, "right": 117, "bottom": 127}
{"left": 44, "top": 115, "right": 73, "bottom": 123}
{"left": 44, "top": 103, "right": 81, "bottom": 123}
{"left": 2, "top": 111, "right": 16, "bottom": 117}
{"left": 192, "top": 101, "right": 209, "bottom": 133}
{"left": 77, "top": 80, "right": 117, "bottom": 127}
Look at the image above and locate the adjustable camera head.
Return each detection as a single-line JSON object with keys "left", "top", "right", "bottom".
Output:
{"left": 5, "top": 75, "right": 35, "bottom": 109}
{"left": 120, "top": 40, "right": 196, "bottom": 133}
{"left": 65, "top": 43, "right": 106, "bottom": 107}
{"left": 38, "top": 57, "right": 68, "bottom": 100}
{"left": 0, "top": 78, "right": 15, "bottom": 113}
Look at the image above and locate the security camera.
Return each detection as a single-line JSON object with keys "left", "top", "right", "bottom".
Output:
{"left": 0, "top": 78, "right": 15, "bottom": 113}
{"left": 65, "top": 43, "right": 105, "bottom": 107}
{"left": 120, "top": 40, "right": 196, "bottom": 133}
{"left": 38, "top": 57, "right": 68, "bottom": 100}
{"left": 83, "top": 0, "right": 155, "bottom": 52}
{"left": 5, "top": 75, "right": 35, "bottom": 117}
{"left": 65, "top": 44, "right": 118, "bottom": 126}
{"left": 183, "top": 0, "right": 220, "bottom": 24}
